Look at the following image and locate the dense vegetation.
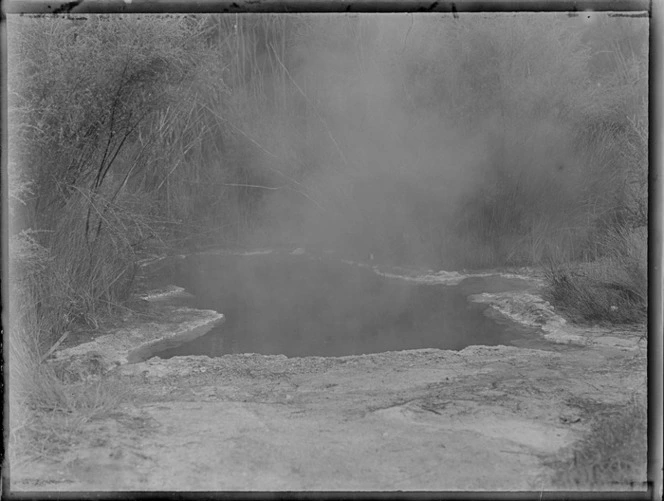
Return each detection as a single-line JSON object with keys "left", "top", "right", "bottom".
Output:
{"left": 7, "top": 12, "right": 648, "bottom": 484}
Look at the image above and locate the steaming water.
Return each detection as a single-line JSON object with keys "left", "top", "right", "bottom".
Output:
{"left": 156, "top": 252, "right": 535, "bottom": 359}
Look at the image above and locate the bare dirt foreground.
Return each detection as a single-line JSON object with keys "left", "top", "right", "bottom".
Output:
{"left": 12, "top": 270, "right": 647, "bottom": 492}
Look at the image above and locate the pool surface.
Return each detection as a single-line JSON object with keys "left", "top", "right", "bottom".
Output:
{"left": 156, "top": 253, "right": 534, "bottom": 358}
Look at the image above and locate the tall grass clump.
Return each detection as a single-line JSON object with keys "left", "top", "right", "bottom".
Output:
{"left": 8, "top": 231, "right": 127, "bottom": 470}
{"left": 545, "top": 226, "right": 647, "bottom": 325}
{"left": 6, "top": 14, "right": 206, "bottom": 469}
{"left": 8, "top": 14, "right": 205, "bottom": 339}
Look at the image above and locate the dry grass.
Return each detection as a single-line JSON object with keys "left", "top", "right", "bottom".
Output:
{"left": 9, "top": 340, "right": 128, "bottom": 472}
{"left": 544, "top": 227, "right": 647, "bottom": 325}
{"left": 547, "top": 394, "right": 647, "bottom": 490}
{"left": 8, "top": 231, "right": 130, "bottom": 472}
{"left": 541, "top": 225, "right": 647, "bottom": 490}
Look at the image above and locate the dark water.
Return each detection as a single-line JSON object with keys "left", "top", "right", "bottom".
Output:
{"left": 156, "top": 253, "right": 532, "bottom": 359}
